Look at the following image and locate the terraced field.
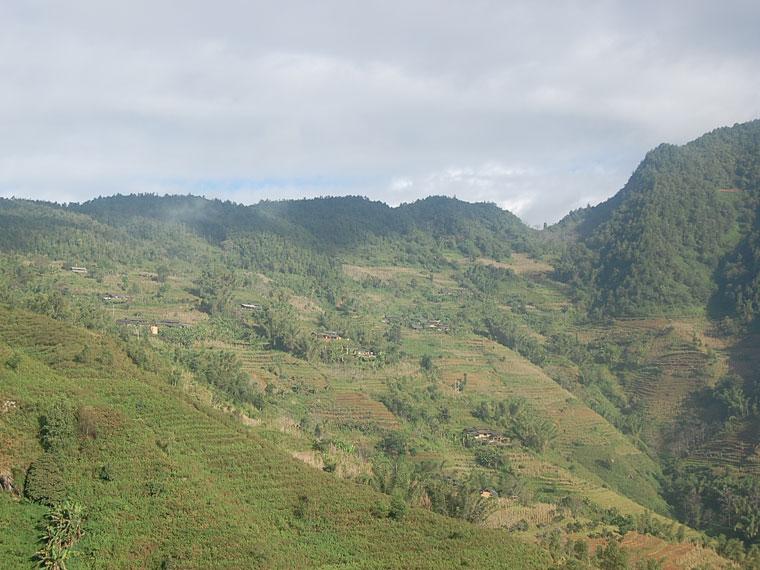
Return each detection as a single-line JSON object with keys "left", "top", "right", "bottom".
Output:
{"left": 587, "top": 532, "right": 733, "bottom": 570}
{"left": 0, "top": 308, "right": 550, "bottom": 569}
{"left": 315, "top": 391, "right": 399, "bottom": 430}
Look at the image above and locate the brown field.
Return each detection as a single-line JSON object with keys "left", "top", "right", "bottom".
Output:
{"left": 476, "top": 253, "right": 554, "bottom": 276}
{"left": 587, "top": 532, "right": 734, "bottom": 570}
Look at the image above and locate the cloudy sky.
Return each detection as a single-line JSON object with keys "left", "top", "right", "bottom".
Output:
{"left": 1, "top": 1, "right": 759, "bottom": 225}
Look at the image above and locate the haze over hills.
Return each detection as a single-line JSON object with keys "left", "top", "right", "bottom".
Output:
{"left": 1, "top": 120, "right": 759, "bottom": 569}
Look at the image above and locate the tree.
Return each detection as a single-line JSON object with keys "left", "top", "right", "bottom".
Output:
{"left": 156, "top": 263, "right": 170, "bottom": 283}
{"left": 376, "top": 432, "right": 409, "bottom": 457}
{"left": 595, "top": 539, "right": 629, "bottom": 570}
{"left": 195, "top": 264, "right": 236, "bottom": 315}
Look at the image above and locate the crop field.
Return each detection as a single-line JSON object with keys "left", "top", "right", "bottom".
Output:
{"left": 587, "top": 532, "right": 733, "bottom": 570}
{"left": 475, "top": 253, "right": 554, "bottom": 276}
{"left": 0, "top": 307, "right": 550, "bottom": 569}
{"left": 315, "top": 391, "right": 399, "bottom": 430}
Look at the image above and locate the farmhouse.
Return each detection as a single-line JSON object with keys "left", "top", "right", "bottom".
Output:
{"left": 103, "top": 293, "right": 129, "bottom": 301}
{"left": 116, "top": 318, "right": 188, "bottom": 329}
{"left": 117, "top": 318, "right": 147, "bottom": 326}
{"left": 155, "top": 319, "right": 187, "bottom": 328}
{"left": 462, "top": 427, "right": 511, "bottom": 446}
{"left": 426, "top": 319, "right": 450, "bottom": 332}
{"left": 314, "top": 331, "right": 343, "bottom": 341}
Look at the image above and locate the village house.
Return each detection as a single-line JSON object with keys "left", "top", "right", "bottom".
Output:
{"left": 313, "top": 331, "right": 343, "bottom": 341}
{"left": 116, "top": 318, "right": 147, "bottom": 326}
{"left": 355, "top": 350, "right": 377, "bottom": 360}
{"left": 462, "top": 427, "right": 512, "bottom": 446}
{"left": 116, "top": 318, "right": 187, "bottom": 330}
{"left": 102, "top": 293, "right": 129, "bottom": 302}
{"left": 154, "top": 319, "right": 187, "bottom": 328}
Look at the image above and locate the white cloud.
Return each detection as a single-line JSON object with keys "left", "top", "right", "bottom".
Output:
{"left": 0, "top": 1, "right": 759, "bottom": 223}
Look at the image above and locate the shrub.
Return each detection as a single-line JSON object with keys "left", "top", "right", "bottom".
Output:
{"left": 40, "top": 403, "right": 76, "bottom": 453}
{"left": 98, "top": 464, "right": 113, "bottom": 482}
{"left": 5, "top": 352, "right": 21, "bottom": 371}
{"left": 474, "top": 447, "right": 508, "bottom": 470}
{"left": 370, "top": 500, "right": 389, "bottom": 518}
{"left": 376, "top": 432, "right": 409, "bottom": 457}
{"left": 388, "top": 495, "right": 407, "bottom": 521}
{"left": 25, "top": 454, "right": 67, "bottom": 505}
{"left": 513, "top": 519, "right": 529, "bottom": 531}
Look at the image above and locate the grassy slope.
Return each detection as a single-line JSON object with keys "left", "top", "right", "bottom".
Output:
{"left": 0, "top": 308, "right": 548, "bottom": 569}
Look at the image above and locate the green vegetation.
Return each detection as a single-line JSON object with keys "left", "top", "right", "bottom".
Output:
{"left": 556, "top": 119, "right": 760, "bottom": 321}
{"left": 4, "top": 119, "right": 760, "bottom": 568}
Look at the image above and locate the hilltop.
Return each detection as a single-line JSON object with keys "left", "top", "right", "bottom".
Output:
{"left": 554, "top": 119, "right": 760, "bottom": 321}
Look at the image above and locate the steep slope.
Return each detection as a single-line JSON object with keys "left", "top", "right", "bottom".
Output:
{"left": 555, "top": 119, "right": 760, "bottom": 318}
{"left": 0, "top": 307, "right": 548, "bottom": 569}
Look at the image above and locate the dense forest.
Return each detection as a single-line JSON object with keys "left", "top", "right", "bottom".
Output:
{"left": 555, "top": 119, "right": 760, "bottom": 323}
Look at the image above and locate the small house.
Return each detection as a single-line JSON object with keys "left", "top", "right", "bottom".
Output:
{"left": 480, "top": 488, "right": 499, "bottom": 499}
{"left": 314, "top": 331, "right": 342, "bottom": 341}
{"left": 117, "top": 318, "right": 147, "bottom": 326}
{"left": 240, "top": 303, "right": 262, "bottom": 310}
{"left": 103, "top": 293, "right": 128, "bottom": 302}
{"left": 356, "top": 350, "right": 377, "bottom": 360}
{"left": 150, "top": 325, "right": 159, "bottom": 336}
{"left": 70, "top": 266, "right": 88, "bottom": 274}
{"left": 462, "top": 427, "right": 511, "bottom": 446}
{"left": 155, "top": 320, "right": 187, "bottom": 328}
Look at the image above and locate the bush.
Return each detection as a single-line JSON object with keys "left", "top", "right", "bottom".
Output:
{"left": 388, "top": 495, "right": 407, "bottom": 521}
{"left": 376, "top": 432, "right": 409, "bottom": 457}
{"left": 474, "top": 447, "right": 509, "bottom": 470}
{"left": 370, "top": 500, "right": 389, "bottom": 518}
{"left": 5, "top": 352, "right": 21, "bottom": 371}
{"left": 40, "top": 402, "right": 76, "bottom": 453}
{"left": 25, "top": 454, "right": 67, "bottom": 505}
{"left": 513, "top": 519, "right": 529, "bottom": 531}
{"left": 98, "top": 464, "right": 113, "bottom": 482}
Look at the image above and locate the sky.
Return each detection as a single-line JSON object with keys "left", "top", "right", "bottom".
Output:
{"left": 1, "top": 1, "right": 759, "bottom": 225}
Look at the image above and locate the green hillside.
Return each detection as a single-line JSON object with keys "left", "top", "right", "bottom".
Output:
{"left": 555, "top": 119, "right": 760, "bottom": 320}
{"left": 0, "top": 307, "right": 548, "bottom": 569}
{"left": 0, "top": 168, "right": 751, "bottom": 568}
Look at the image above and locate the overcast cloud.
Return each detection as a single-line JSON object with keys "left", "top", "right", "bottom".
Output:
{"left": 1, "top": 1, "right": 759, "bottom": 224}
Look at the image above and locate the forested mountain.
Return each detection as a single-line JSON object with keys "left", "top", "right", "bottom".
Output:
{"left": 70, "top": 194, "right": 537, "bottom": 260}
{"left": 555, "top": 120, "right": 760, "bottom": 321}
